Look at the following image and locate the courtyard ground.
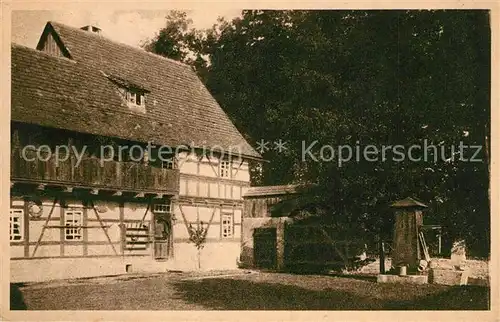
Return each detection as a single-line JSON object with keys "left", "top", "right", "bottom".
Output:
{"left": 11, "top": 269, "right": 489, "bottom": 310}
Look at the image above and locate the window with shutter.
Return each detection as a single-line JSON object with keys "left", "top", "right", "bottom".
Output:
{"left": 64, "top": 210, "right": 83, "bottom": 241}
{"left": 221, "top": 213, "right": 234, "bottom": 238}
{"left": 10, "top": 209, "right": 24, "bottom": 241}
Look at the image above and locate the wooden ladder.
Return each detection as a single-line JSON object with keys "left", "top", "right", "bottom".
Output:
{"left": 418, "top": 231, "right": 431, "bottom": 262}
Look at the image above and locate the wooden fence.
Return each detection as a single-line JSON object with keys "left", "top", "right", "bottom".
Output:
{"left": 254, "top": 223, "right": 443, "bottom": 272}
{"left": 283, "top": 224, "right": 374, "bottom": 271}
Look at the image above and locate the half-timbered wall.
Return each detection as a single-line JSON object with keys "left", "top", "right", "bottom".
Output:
{"left": 10, "top": 149, "right": 253, "bottom": 281}
{"left": 177, "top": 151, "right": 250, "bottom": 199}
{"left": 9, "top": 197, "right": 154, "bottom": 260}
{"left": 170, "top": 151, "right": 251, "bottom": 268}
{"left": 9, "top": 195, "right": 166, "bottom": 282}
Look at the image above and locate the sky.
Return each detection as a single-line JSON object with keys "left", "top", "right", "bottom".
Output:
{"left": 12, "top": 9, "right": 242, "bottom": 49}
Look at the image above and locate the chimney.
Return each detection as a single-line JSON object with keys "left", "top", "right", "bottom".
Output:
{"left": 80, "top": 25, "right": 102, "bottom": 35}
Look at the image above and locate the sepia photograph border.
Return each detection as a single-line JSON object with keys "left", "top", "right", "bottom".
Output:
{"left": 1, "top": 0, "right": 499, "bottom": 321}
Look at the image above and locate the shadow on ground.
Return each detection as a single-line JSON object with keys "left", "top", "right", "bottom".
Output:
{"left": 10, "top": 284, "right": 27, "bottom": 310}
{"left": 12, "top": 273, "right": 490, "bottom": 310}
{"left": 171, "top": 278, "right": 489, "bottom": 310}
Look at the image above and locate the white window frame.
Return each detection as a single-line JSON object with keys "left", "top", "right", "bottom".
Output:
{"left": 161, "top": 157, "right": 176, "bottom": 170}
{"left": 219, "top": 160, "right": 231, "bottom": 178}
{"left": 221, "top": 213, "right": 234, "bottom": 238}
{"left": 64, "top": 210, "right": 83, "bottom": 241}
{"left": 153, "top": 203, "right": 172, "bottom": 214}
{"left": 126, "top": 89, "right": 145, "bottom": 109}
{"left": 10, "top": 209, "right": 24, "bottom": 241}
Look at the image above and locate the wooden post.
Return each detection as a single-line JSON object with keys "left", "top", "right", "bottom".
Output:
{"left": 276, "top": 218, "right": 285, "bottom": 271}
{"left": 379, "top": 241, "right": 385, "bottom": 274}
{"left": 90, "top": 200, "right": 118, "bottom": 255}
{"left": 438, "top": 232, "right": 442, "bottom": 255}
{"left": 83, "top": 206, "right": 88, "bottom": 256}
{"left": 32, "top": 198, "right": 58, "bottom": 257}
{"left": 119, "top": 201, "right": 125, "bottom": 256}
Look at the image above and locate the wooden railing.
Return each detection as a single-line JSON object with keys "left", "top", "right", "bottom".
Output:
{"left": 11, "top": 149, "right": 179, "bottom": 194}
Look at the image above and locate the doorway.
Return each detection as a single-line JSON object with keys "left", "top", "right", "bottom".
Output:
{"left": 253, "top": 227, "right": 277, "bottom": 269}
{"left": 153, "top": 213, "right": 172, "bottom": 260}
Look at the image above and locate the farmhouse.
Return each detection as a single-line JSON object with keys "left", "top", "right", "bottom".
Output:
{"left": 10, "top": 21, "right": 262, "bottom": 282}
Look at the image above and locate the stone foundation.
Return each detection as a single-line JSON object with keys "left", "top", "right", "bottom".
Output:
{"left": 429, "top": 268, "right": 469, "bottom": 285}
{"left": 11, "top": 242, "right": 241, "bottom": 283}
{"left": 377, "top": 274, "right": 428, "bottom": 284}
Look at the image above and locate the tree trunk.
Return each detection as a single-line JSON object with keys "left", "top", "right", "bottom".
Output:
{"left": 197, "top": 248, "right": 201, "bottom": 270}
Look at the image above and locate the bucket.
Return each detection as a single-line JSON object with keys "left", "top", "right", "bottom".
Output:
{"left": 418, "top": 260, "right": 428, "bottom": 272}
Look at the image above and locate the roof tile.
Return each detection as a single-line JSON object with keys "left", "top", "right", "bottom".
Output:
{"left": 11, "top": 21, "right": 261, "bottom": 159}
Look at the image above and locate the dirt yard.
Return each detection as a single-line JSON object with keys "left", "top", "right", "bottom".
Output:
{"left": 359, "top": 258, "right": 490, "bottom": 283}
{"left": 11, "top": 270, "right": 489, "bottom": 310}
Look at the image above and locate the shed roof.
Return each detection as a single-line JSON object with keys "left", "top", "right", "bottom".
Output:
{"left": 390, "top": 197, "right": 428, "bottom": 208}
{"left": 243, "top": 184, "right": 300, "bottom": 198}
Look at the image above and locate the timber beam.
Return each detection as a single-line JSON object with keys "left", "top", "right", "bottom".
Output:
{"left": 134, "top": 192, "right": 145, "bottom": 198}
{"left": 10, "top": 180, "right": 177, "bottom": 202}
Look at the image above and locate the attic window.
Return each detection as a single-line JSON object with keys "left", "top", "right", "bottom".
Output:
{"left": 38, "top": 31, "right": 70, "bottom": 58}
{"left": 105, "top": 74, "right": 149, "bottom": 113}
{"left": 126, "top": 89, "right": 145, "bottom": 108}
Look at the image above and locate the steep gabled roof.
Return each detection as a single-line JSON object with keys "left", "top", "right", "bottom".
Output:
{"left": 12, "top": 44, "right": 163, "bottom": 143}
{"left": 12, "top": 21, "right": 261, "bottom": 159}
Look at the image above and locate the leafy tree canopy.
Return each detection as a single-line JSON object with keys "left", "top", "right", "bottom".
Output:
{"left": 144, "top": 10, "right": 490, "bottom": 256}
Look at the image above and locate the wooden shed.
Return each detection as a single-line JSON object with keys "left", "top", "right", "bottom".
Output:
{"left": 240, "top": 185, "right": 299, "bottom": 268}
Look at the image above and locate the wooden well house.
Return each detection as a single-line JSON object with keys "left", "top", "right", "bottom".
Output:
{"left": 10, "top": 21, "right": 262, "bottom": 282}
{"left": 390, "top": 197, "right": 428, "bottom": 273}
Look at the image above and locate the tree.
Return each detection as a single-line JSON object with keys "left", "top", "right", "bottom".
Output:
{"left": 142, "top": 11, "right": 227, "bottom": 80}
{"left": 187, "top": 221, "right": 208, "bottom": 269}
{"left": 145, "top": 10, "right": 491, "bottom": 257}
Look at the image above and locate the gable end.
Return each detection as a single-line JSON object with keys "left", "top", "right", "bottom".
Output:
{"left": 36, "top": 22, "right": 71, "bottom": 59}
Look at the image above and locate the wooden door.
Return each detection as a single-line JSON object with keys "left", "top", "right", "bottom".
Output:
{"left": 253, "top": 228, "right": 277, "bottom": 269}
{"left": 153, "top": 214, "right": 171, "bottom": 260}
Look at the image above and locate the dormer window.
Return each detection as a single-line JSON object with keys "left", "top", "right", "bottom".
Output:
{"left": 162, "top": 157, "right": 176, "bottom": 169}
{"left": 104, "top": 73, "right": 149, "bottom": 113}
{"left": 126, "top": 89, "right": 145, "bottom": 108}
